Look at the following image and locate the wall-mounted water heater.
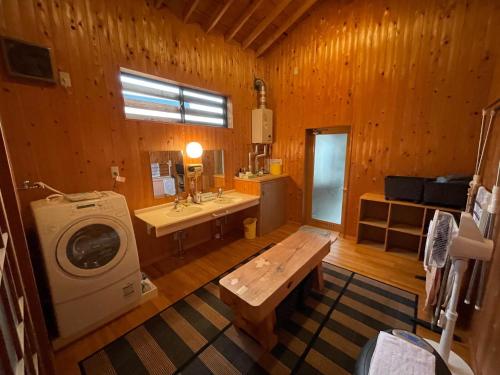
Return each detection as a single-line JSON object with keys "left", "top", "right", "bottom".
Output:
{"left": 252, "top": 108, "right": 273, "bottom": 144}
{"left": 252, "top": 78, "right": 273, "bottom": 144}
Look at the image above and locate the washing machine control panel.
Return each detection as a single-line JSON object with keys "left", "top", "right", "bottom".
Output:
{"left": 71, "top": 200, "right": 113, "bottom": 214}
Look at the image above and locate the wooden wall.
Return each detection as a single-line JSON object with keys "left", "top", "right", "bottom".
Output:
{"left": 1, "top": 1, "right": 499, "bottom": 371}
{"left": 468, "top": 59, "right": 500, "bottom": 375}
{"left": 0, "top": 0, "right": 262, "bottom": 264}
{"left": 263, "top": 0, "right": 499, "bottom": 237}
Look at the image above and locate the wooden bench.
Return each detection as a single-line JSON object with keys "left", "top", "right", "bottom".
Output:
{"left": 219, "top": 230, "right": 331, "bottom": 350}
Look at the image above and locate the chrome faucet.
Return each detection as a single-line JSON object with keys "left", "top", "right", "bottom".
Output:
{"left": 191, "top": 191, "right": 202, "bottom": 204}
{"left": 174, "top": 195, "right": 181, "bottom": 209}
{"left": 217, "top": 187, "right": 223, "bottom": 199}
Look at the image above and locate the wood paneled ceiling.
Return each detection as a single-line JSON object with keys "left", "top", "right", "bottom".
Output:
{"left": 156, "top": 0, "right": 321, "bottom": 57}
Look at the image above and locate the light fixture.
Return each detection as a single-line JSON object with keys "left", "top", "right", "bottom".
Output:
{"left": 186, "top": 142, "right": 203, "bottom": 158}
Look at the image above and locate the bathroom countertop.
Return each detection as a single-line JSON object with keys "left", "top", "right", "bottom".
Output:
{"left": 134, "top": 190, "right": 259, "bottom": 237}
{"left": 233, "top": 174, "right": 289, "bottom": 183}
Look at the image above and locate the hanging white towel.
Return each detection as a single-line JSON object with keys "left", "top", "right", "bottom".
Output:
{"left": 163, "top": 176, "right": 176, "bottom": 196}
{"left": 368, "top": 331, "right": 435, "bottom": 375}
{"left": 152, "top": 178, "right": 165, "bottom": 197}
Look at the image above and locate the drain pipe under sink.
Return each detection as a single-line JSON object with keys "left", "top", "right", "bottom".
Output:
{"left": 254, "top": 144, "right": 268, "bottom": 174}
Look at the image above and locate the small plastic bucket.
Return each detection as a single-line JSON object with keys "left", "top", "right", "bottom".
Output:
{"left": 243, "top": 218, "right": 257, "bottom": 239}
{"left": 270, "top": 159, "right": 283, "bottom": 175}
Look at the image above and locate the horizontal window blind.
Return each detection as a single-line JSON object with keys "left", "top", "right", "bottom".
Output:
{"left": 120, "top": 70, "right": 228, "bottom": 127}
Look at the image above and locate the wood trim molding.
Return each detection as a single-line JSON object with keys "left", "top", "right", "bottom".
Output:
{"left": 256, "top": 0, "right": 317, "bottom": 57}
{"left": 207, "top": 0, "right": 235, "bottom": 33}
{"left": 225, "top": 0, "right": 264, "bottom": 42}
{"left": 242, "top": 0, "right": 292, "bottom": 49}
{"left": 183, "top": 0, "right": 201, "bottom": 23}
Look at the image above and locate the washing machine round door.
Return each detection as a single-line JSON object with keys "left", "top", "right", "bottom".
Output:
{"left": 56, "top": 216, "right": 129, "bottom": 277}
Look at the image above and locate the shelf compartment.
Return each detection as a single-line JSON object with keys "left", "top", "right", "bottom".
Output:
{"left": 359, "top": 218, "right": 387, "bottom": 228}
{"left": 360, "top": 199, "right": 389, "bottom": 226}
{"left": 357, "top": 224, "right": 386, "bottom": 250}
{"left": 389, "top": 223, "right": 422, "bottom": 236}
{"left": 389, "top": 204, "right": 424, "bottom": 231}
{"left": 387, "top": 230, "right": 420, "bottom": 257}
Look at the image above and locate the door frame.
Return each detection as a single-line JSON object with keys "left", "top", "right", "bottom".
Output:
{"left": 0, "top": 119, "right": 55, "bottom": 373}
{"left": 304, "top": 126, "right": 352, "bottom": 233}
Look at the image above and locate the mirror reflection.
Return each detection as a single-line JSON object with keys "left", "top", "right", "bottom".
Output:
{"left": 149, "top": 151, "right": 184, "bottom": 198}
{"left": 149, "top": 149, "right": 225, "bottom": 199}
{"left": 201, "top": 149, "right": 225, "bottom": 191}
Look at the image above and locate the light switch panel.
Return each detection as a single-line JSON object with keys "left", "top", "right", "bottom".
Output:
{"left": 59, "top": 71, "right": 72, "bottom": 87}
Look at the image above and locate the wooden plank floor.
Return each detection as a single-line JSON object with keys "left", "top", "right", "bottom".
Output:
{"left": 54, "top": 222, "right": 471, "bottom": 374}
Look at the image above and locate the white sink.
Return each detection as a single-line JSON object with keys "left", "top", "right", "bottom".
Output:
{"left": 167, "top": 206, "right": 203, "bottom": 217}
{"left": 214, "top": 197, "right": 238, "bottom": 205}
{"left": 135, "top": 190, "right": 260, "bottom": 237}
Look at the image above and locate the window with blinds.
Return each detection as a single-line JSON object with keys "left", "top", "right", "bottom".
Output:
{"left": 120, "top": 69, "right": 229, "bottom": 127}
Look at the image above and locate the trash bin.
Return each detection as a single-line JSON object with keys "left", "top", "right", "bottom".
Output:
{"left": 243, "top": 218, "right": 257, "bottom": 239}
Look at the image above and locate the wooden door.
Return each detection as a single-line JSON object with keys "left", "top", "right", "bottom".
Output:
{"left": 305, "top": 126, "right": 352, "bottom": 233}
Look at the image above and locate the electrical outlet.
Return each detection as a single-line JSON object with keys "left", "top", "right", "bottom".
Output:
{"left": 111, "top": 166, "right": 120, "bottom": 178}
{"left": 59, "top": 71, "right": 72, "bottom": 88}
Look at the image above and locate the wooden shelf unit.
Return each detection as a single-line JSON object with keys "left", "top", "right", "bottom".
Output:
{"left": 356, "top": 193, "right": 462, "bottom": 259}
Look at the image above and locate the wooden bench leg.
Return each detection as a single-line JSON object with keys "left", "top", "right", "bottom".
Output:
{"left": 234, "top": 311, "right": 278, "bottom": 350}
{"left": 312, "top": 264, "right": 325, "bottom": 292}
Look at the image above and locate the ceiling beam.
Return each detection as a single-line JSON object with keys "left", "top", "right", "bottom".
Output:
{"left": 207, "top": 0, "right": 235, "bottom": 33}
{"left": 256, "top": 0, "right": 317, "bottom": 57}
{"left": 183, "top": 0, "right": 200, "bottom": 23}
{"left": 225, "top": 0, "right": 264, "bottom": 42}
{"left": 242, "top": 0, "right": 292, "bottom": 49}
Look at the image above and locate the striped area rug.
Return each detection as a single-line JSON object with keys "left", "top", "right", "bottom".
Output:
{"left": 80, "top": 248, "right": 417, "bottom": 375}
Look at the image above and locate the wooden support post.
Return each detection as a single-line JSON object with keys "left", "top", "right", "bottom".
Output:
{"left": 234, "top": 311, "right": 278, "bottom": 351}
{"left": 312, "top": 264, "right": 325, "bottom": 292}
{"left": 255, "top": 0, "right": 318, "bottom": 57}
{"left": 206, "top": 0, "right": 235, "bottom": 33}
{"left": 225, "top": 0, "right": 264, "bottom": 42}
{"left": 242, "top": 0, "right": 292, "bottom": 49}
{"left": 183, "top": 0, "right": 200, "bottom": 23}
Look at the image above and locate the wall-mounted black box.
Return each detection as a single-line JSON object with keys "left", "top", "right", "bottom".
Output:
{"left": 1, "top": 36, "right": 55, "bottom": 83}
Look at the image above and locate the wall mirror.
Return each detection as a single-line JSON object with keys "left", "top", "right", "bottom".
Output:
{"left": 149, "top": 151, "right": 185, "bottom": 198}
{"left": 201, "top": 149, "right": 225, "bottom": 191}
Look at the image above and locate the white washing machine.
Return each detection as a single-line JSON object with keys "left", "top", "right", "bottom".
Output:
{"left": 31, "top": 191, "right": 142, "bottom": 342}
